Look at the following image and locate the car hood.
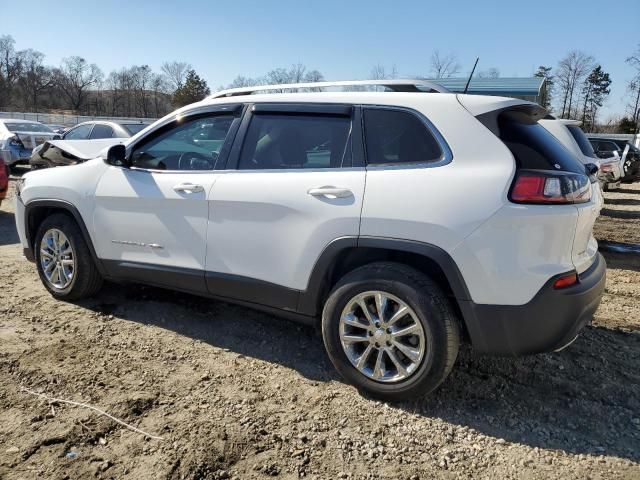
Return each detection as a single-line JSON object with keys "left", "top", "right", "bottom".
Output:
{"left": 43, "top": 138, "right": 124, "bottom": 160}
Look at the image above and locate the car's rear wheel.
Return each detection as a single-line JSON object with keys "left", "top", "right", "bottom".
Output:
{"left": 35, "top": 213, "right": 103, "bottom": 300}
{"left": 322, "top": 262, "right": 459, "bottom": 401}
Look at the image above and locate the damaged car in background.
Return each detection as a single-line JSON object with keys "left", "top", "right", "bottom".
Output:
{"left": 0, "top": 119, "right": 56, "bottom": 170}
{"left": 30, "top": 120, "right": 149, "bottom": 169}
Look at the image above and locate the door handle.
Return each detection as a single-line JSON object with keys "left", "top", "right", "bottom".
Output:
{"left": 173, "top": 183, "right": 204, "bottom": 193}
{"left": 307, "top": 186, "right": 353, "bottom": 199}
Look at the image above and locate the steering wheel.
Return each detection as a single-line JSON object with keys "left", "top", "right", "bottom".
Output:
{"left": 177, "top": 151, "right": 216, "bottom": 170}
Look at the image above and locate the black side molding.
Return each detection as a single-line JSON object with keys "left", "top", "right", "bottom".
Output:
{"left": 103, "top": 260, "right": 207, "bottom": 294}
{"left": 205, "top": 271, "right": 299, "bottom": 311}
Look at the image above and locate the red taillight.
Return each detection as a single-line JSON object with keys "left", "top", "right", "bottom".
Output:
{"left": 553, "top": 272, "right": 578, "bottom": 289}
{"left": 510, "top": 170, "right": 591, "bottom": 205}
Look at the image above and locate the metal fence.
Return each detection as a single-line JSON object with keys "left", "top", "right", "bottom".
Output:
{"left": 0, "top": 111, "right": 157, "bottom": 127}
{"left": 587, "top": 133, "right": 640, "bottom": 147}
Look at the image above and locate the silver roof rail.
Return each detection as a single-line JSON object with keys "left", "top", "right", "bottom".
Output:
{"left": 210, "top": 79, "right": 450, "bottom": 99}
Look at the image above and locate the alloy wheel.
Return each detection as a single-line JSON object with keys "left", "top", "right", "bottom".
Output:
{"left": 339, "top": 291, "right": 426, "bottom": 383}
{"left": 40, "top": 228, "right": 75, "bottom": 290}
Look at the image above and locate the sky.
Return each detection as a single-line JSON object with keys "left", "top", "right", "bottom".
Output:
{"left": 1, "top": 0, "right": 638, "bottom": 118}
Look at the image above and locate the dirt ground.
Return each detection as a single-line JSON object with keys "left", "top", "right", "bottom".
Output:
{"left": 1, "top": 170, "right": 639, "bottom": 480}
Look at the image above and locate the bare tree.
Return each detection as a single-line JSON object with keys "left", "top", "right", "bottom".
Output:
{"left": 161, "top": 61, "right": 192, "bottom": 91}
{"left": 150, "top": 73, "right": 169, "bottom": 117}
{"left": 54, "top": 56, "right": 103, "bottom": 111}
{"left": 228, "top": 75, "right": 260, "bottom": 88}
{"left": 131, "top": 65, "right": 152, "bottom": 117}
{"left": 304, "top": 69, "right": 324, "bottom": 91}
{"left": 288, "top": 63, "right": 306, "bottom": 83}
{"left": 304, "top": 69, "right": 324, "bottom": 83}
{"left": 370, "top": 63, "right": 398, "bottom": 80}
{"left": 477, "top": 67, "right": 500, "bottom": 78}
{"left": 429, "top": 51, "right": 460, "bottom": 79}
{"left": 0, "top": 35, "right": 24, "bottom": 107}
{"left": 625, "top": 44, "right": 640, "bottom": 134}
{"left": 265, "top": 68, "right": 290, "bottom": 85}
{"left": 556, "top": 50, "right": 594, "bottom": 118}
{"left": 17, "top": 49, "right": 53, "bottom": 111}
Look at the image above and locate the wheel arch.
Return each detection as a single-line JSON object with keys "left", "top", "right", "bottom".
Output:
{"left": 299, "top": 237, "right": 472, "bottom": 337}
{"left": 24, "top": 199, "right": 105, "bottom": 275}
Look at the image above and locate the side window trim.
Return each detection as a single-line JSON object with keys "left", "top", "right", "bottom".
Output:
{"left": 124, "top": 105, "right": 244, "bottom": 173}
{"left": 361, "top": 105, "right": 453, "bottom": 169}
{"left": 225, "top": 102, "right": 361, "bottom": 170}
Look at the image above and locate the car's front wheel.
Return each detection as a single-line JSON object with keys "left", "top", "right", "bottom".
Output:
{"left": 322, "top": 262, "right": 460, "bottom": 401}
{"left": 35, "top": 213, "right": 103, "bottom": 300}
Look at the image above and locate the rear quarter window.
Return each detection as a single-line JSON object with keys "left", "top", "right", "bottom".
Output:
{"left": 363, "top": 108, "right": 443, "bottom": 165}
{"left": 498, "top": 112, "right": 585, "bottom": 174}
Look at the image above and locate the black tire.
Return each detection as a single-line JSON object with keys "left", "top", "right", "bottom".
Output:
{"left": 321, "top": 262, "right": 459, "bottom": 401}
{"left": 35, "top": 213, "right": 103, "bottom": 300}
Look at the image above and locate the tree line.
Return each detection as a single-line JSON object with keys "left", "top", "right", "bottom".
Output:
{"left": 535, "top": 45, "right": 640, "bottom": 134}
{"left": 1, "top": 32, "right": 638, "bottom": 134}
{"left": 0, "top": 34, "right": 211, "bottom": 118}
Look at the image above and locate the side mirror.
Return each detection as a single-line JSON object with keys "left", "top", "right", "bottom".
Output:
{"left": 105, "top": 144, "right": 128, "bottom": 167}
{"left": 52, "top": 134, "right": 62, "bottom": 140}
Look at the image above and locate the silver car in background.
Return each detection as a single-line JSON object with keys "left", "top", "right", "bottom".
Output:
{"left": 0, "top": 119, "right": 56, "bottom": 169}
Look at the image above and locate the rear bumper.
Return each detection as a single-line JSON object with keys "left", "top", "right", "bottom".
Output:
{"left": 1, "top": 147, "right": 31, "bottom": 166}
{"left": 460, "top": 253, "right": 606, "bottom": 356}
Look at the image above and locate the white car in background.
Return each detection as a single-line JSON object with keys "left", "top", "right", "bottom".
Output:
{"left": 0, "top": 119, "right": 57, "bottom": 168}
{"left": 540, "top": 117, "right": 621, "bottom": 192}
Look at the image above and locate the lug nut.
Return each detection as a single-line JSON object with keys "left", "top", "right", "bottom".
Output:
{"left": 386, "top": 341, "right": 392, "bottom": 347}
{"left": 386, "top": 328, "right": 391, "bottom": 334}
{"left": 374, "top": 342, "right": 380, "bottom": 348}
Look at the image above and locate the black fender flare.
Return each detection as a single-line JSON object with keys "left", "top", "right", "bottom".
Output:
{"left": 297, "top": 236, "right": 472, "bottom": 317}
{"left": 23, "top": 199, "right": 106, "bottom": 275}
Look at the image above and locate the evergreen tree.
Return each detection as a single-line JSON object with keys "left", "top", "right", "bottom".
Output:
{"left": 172, "top": 69, "right": 210, "bottom": 107}
{"left": 580, "top": 65, "right": 611, "bottom": 130}
{"left": 534, "top": 66, "right": 554, "bottom": 110}
{"left": 619, "top": 116, "right": 638, "bottom": 134}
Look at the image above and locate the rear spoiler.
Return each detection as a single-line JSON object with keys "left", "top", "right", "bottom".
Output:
{"left": 475, "top": 104, "right": 547, "bottom": 137}
{"left": 456, "top": 95, "right": 547, "bottom": 136}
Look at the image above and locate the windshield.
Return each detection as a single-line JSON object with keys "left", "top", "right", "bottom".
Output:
{"left": 123, "top": 123, "right": 148, "bottom": 135}
{"left": 566, "top": 125, "right": 597, "bottom": 158}
{"left": 4, "top": 122, "right": 54, "bottom": 133}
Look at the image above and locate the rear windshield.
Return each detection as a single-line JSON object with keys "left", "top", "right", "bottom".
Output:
{"left": 498, "top": 112, "right": 585, "bottom": 174}
{"left": 4, "top": 122, "right": 53, "bottom": 133}
{"left": 566, "top": 125, "right": 597, "bottom": 158}
{"left": 123, "top": 123, "right": 147, "bottom": 135}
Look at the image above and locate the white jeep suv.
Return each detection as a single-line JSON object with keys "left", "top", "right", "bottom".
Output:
{"left": 15, "top": 80, "right": 606, "bottom": 400}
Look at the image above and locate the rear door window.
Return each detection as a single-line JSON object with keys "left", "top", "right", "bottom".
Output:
{"left": 363, "top": 108, "right": 443, "bottom": 165}
{"left": 238, "top": 114, "right": 352, "bottom": 170}
{"left": 89, "top": 124, "right": 115, "bottom": 139}
{"left": 64, "top": 124, "right": 92, "bottom": 140}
